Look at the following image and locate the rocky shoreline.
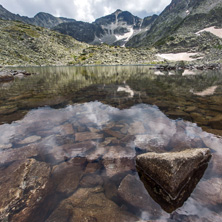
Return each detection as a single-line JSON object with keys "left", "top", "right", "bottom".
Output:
{"left": 154, "top": 63, "right": 221, "bottom": 71}
{"left": 0, "top": 68, "right": 38, "bottom": 82}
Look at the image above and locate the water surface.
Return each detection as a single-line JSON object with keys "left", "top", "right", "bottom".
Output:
{"left": 0, "top": 66, "right": 222, "bottom": 222}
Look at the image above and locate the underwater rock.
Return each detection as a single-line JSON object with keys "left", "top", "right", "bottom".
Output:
{"left": 75, "top": 132, "right": 104, "bottom": 142}
{"left": 46, "top": 186, "right": 139, "bottom": 222}
{"left": 136, "top": 148, "right": 211, "bottom": 213}
{"left": 118, "top": 174, "right": 162, "bottom": 213}
{"left": 51, "top": 157, "right": 86, "bottom": 195}
{"left": 18, "top": 135, "right": 42, "bottom": 145}
{"left": 0, "top": 159, "right": 51, "bottom": 222}
{"left": 80, "top": 174, "right": 103, "bottom": 188}
{"left": 103, "top": 157, "right": 135, "bottom": 178}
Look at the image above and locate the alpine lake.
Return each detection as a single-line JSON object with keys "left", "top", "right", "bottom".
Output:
{"left": 0, "top": 65, "right": 222, "bottom": 222}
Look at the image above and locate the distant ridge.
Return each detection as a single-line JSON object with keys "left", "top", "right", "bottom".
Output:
{"left": 0, "top": 4, "right": 158, "bottom": 46}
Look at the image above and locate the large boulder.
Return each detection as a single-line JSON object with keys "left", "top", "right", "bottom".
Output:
{"left": 136, "top": 148, "right": 211, "bottom": 213}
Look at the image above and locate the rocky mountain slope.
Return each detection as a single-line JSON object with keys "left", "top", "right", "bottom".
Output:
{"left": 0, "top": 19, "right": 88, "bottom": 66}
{"left": 127, "top": 0, "right": 222, "bottom": 50}
{"left": 0, "top": 4, "right": 75, "bottom": 28}
{"left": 1, "top": 1, "right": 222, "bottom": 65}
{"left": 0, "top": 19, "right": 156, "bottom": 66}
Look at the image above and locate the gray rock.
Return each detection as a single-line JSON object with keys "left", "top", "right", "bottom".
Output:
{"left": 136, "top": 148, "right": 211, "bottom": 213}
{"left": 0, "top": 70, "right": 14, "bottom": 82}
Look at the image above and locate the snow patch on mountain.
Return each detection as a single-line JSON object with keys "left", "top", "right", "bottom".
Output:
{"left": 196, "top": 26, "right": 222, "bottom": 38}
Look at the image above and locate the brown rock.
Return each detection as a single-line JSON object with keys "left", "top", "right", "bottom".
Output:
{"left": 46, "top": 186, "right": 138, "bottom": 222}
{"left": 51, "top": 157, "right": 86, "bottom": 195}
{"left": 80, "top": 174, "right": 103, "bottom": 188}
{"left": 88, "top": 127, "right": 100, "bottom": 133}
{"left": 0, "top": 159, "right": 51, "bottom": 222}
{"left": 104, "top": 129, "right": 125, "bottom": 139}
{"left": 75, "top": 132, "right": 103, "bottom": 142}
{"left": 17, "top": 135, "right": 42, "bottom": 145}
{"left": 0, "top": 143, "right": 12, "bottom": 150}
{"left": 103, "top": 157, "right": 135, "bottom": 177}
{"left": 118, "top": 174, "right": 162, "bottom": 213}
{"left": 136, "top": 148, "right": 211, "bottom": 213}
{"left": 60, "top": 123, "right": 75, "bottom": 135}
{"left": 120, "top": 123, "right": 129, "bottom": 134}
{"left": 0, "top": 144, "right": 39, "bottom": 164}
{"left": 85, "top": 162, "right": 102, "bottom": 174}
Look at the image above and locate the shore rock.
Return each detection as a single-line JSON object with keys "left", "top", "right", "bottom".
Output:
{"left": 0, "top": 69, "right": 37, "bottom": 82}
{"left": 0, "top": 70, "right": 14, "bottom": 82}
{"left": 136, "top": 148, "right": 211, "bottom": 213}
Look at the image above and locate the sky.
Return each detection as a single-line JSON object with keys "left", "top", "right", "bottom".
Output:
{"left": 0, "top": 0, "right": 171, "bottom": 22}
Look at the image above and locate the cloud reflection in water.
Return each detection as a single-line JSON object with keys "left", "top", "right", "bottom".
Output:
{"left": 0, "top": 101, "right": 222, "bottom": 221}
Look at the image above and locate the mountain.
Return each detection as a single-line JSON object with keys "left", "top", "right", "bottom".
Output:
{"left": 127, "top": 0, "right": 222, "bottom": 49}
{"left": 52, "top": 20, "right": 105, "bottom": 43}
{"left": 53, "top": 10, "right": 158, "bottom": 46}
{"left": 0, "top": 4, "right": 75, "bottom": 28}
{"left": 0, "top": 5, "right": 158, "bottom": 46}
{"left": 0, "top": 19, "right": 87, "bottom": 66}
{"left": 1, "top": 1, "right": 222, "bottom": 58}
{"left": 0, "top": 18, "right": 156, "bottom": 66}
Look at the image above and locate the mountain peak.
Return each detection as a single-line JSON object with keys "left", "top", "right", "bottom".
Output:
{"left": 114, "top": 9, "right": 122, "bottom": 13}
{"left": 34, "top": 12, "right": 55, "bottom": 19}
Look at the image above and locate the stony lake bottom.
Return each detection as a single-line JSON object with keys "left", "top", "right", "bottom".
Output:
{"left": 0, "top": 65, "right": 222, "bottom": 222}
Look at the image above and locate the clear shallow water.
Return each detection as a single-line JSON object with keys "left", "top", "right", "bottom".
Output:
{"left": 0, "top": 66, "right": 222, "bottom": 221}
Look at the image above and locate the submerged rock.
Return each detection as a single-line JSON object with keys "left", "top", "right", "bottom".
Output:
{"left": 136, "top": 148, "right": 211, "bottom": 213}
{"left": 0, "top": 159, "right": 51, "bottom": 222}
{"left": 18, "top": 135, "right": 42, "bottom": 145}
{"left": 46, "top": 186, "right": 139, "bottom": 222}
{"left": 118, "top": 174, "right": 163, "bottom": 214}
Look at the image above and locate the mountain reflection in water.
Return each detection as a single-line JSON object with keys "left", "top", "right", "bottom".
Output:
{"left": 0, "top": 101, "right": 222, "bottom": 221}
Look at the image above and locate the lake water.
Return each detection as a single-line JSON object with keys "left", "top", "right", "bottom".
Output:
{"left": 0, "top": 66, "right": 222, "bottom": 222}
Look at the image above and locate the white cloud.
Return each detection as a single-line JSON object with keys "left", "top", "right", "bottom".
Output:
{"left": 0, "top": 0, "right": 171, "bottom": 22}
